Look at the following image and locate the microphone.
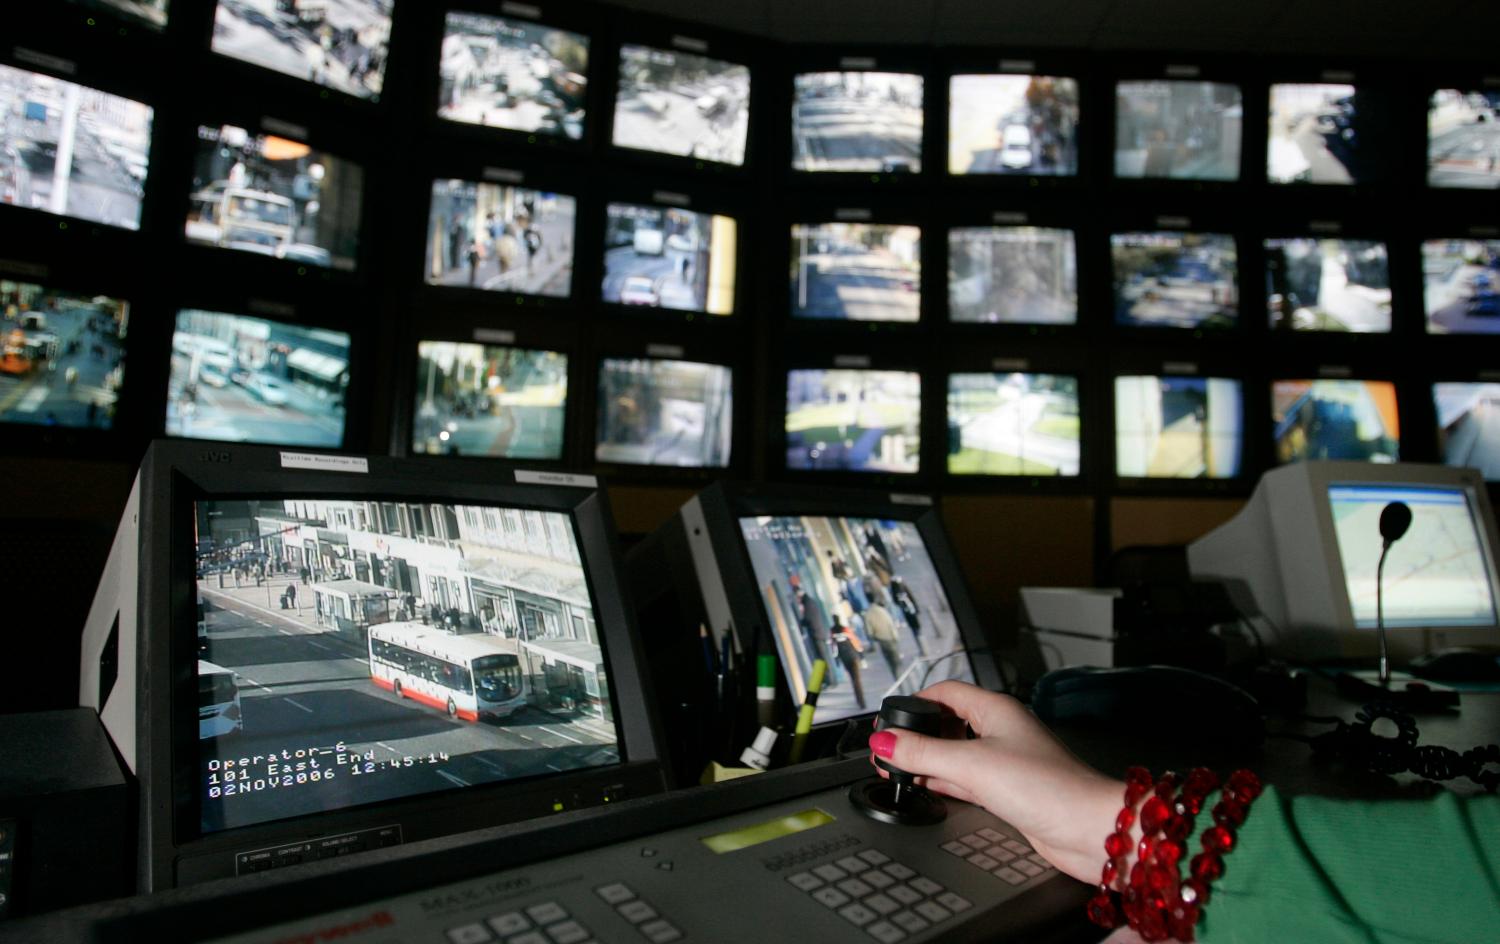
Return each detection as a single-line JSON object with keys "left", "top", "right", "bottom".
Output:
{"left": 1375, "top": 501, "right": 1411, "bottom": 685}
{"left": 1380, "top": 501, "right": 1413, "bottom": 548}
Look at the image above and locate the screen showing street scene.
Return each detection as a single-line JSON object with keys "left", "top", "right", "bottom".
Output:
{"left": 1264, "top": 239, "right": 1390, "bottom": 333}
{"left": 595, "top": 358, "right": 732, "bottom": 468}
{"left": 167, "top": 310, "right": 349, "bottom": 448}
{"left": 427, "top": 180, "right": 575, "bottom": 297}
{"left": 1422, "top": 239, "right": 1500, "bottom": 334}
{"left": 792, "top": 72, "right": 923, "bottom": 173}
{"left": 1329, "top": 484, "right": 1498, "bottom": 628}
{"left": 1115, "top": 80, "right": 1242, "bottom": 181}
{"left": 1115, "top": 376, "right": 1243, "bottom": 479}
{"left": 611, "top": 44, "right": 750, "bottom": 166}
{"left": 1267, "top": 84, "right": 1368, "bottom": 185}
{"left": 949, "top": 227, "right": 1076, "bottom": 325}
{"left": 0, "top": 280, "right": 127, "bottom": 430}
{"left": 602, "top": 202, "right": 736, "bottom": 315}
{"left": 67, "top": 0, "right": 168, "bottom": 29}
{"left": 1272, "top": 379, "right": 1399, "bottom": 464}
{"left": 947, "top": 373, "right": 1080, "bottom": 477}
{"left": 948, "top": 74, "right": 1079, "bottom": 176}
{"left": 186, "top": 125, "right": 363, "bottom": 270}
{"left": 791, "top": 223, "right": 920, "bottom": 322}
{"left": 786, "top": 369, "right": 920, "bottom": 473}
{"left": 1112, "top": 232, "right": 1238, "bottom": 329}
{"left": 0, "top": 65, "right": 153, "bottom": 230}
{"left": 1435, "top": 383, "right": 1500, "bottom": 481}
{"left": 737, "top": 515, "right": 976, "bottom": 725}
{"left": 1428, "top": 90, "right": 1500, "bottom": 189}
{"left": 194, "top": 496, "right": 621, "bottom": 833}
{"left": 211, "top": 0, "right": 392, "bottom": 101}
{"left": 438, "top": 13, "right": 588, "bottom": 140}
{"left": 412, "top": 343, "right": 567, "bottom": 460}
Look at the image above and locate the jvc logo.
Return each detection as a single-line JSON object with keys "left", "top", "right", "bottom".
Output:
{"left": 198, "top": 450, "right": 232, "bottom": 463}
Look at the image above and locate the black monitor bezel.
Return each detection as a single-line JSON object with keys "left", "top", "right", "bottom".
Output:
{"left": 939, "top": 52, "right": 1090, "bottom": 188}
{"left": 1106, "top": 219, "right": 1245, "bottom": 338}
{"left": 941, "top": 354, "right": 1090, "bottom": 489}
{"left": 1109, "top": 64, "right": 1250, "bottom": 191}
{"left": 777, "top": 353, "right": 928, "bottom": 485}
{"left": 785, "top": 204, "right": 929, "bottom": 332}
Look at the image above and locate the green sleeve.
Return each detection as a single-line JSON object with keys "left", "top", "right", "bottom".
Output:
{"left": 1197, "top": 785, "right": 1500, "bottom": 944}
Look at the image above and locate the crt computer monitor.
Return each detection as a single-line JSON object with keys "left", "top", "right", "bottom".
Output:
{"left": 1188, "top": 461, "right": 1500, "bottom": 663}
{"left": 78, "top": 440, "right": 664, "bottom": 891}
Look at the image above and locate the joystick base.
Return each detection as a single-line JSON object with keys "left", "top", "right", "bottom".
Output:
{"left": 848, "top": 778, "right": 947, "bottom": 826}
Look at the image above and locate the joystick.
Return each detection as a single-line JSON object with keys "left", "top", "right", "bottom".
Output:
{"left": 849, "top": 695, "right": 948, "bottom": 826}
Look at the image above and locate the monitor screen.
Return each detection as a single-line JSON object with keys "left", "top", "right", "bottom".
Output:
{"left": 948, "top": 226, "right": 1076, "bottom": 325}
{"left": 66, "top": 0, "right": 168, "bottom": 29}
{"left": 427, "top": 180, "right": 575, "bottom": 296}
{"left": 736, "top": 514, "right": 977, "bottom": 725}
{"left": 1428, "top": 89, "right": 1500, "bottom": 189}
{"left": 1267, "top": 83, "right": 1366, "bottom": 184}
{"left": 412, "top": 342, "right": 567, "bottom": 459}
{"left": 612, "top": 44, "right": 750, "bottom": 166}
{"left": 948, "top": 74, "right": 1079, "bottom": 176}
{"left": 1327, "top": 484, "right": 1498, "bottom": 628}
{"left": 792, "top": 72, "right": 923, "bottom": 173}
{"left": 186, "top": 125, "right": 363, "bottom": 271}
{"left": 194, "top": 495, "right": 621, "bottom": 834}
{"left": 602, "top": 203, "right": 736, "bottom": 315}
{"left": 947, "top": 372, "right": 1080, "bottom": 476}
{"left": 1115, "top": 80, "right": 1242, "bottom": 181}
{"left": 786, "top": 369, "right": 920, "bottom": 473}
{"left": 211, "top": 0, "right": 392, "bottom": 101}
{"left": 1265, "top": 239, "right": 1390, "bottom": 333}
{"left": 1422, "top": 239, "right": 1500, "bottom": 334}
{"left": 1115, "top": 375, "right": 1243, "bottom": 478}
{"left": 438, "top": 12, "right": 588, "bottom": 140}
{"left": 0, "top": 280, "right": 127, "bottom": 429}
{"left": 1111, "top": 231, "right": 1238, "bottom": 329}
{"left": 790, "top": 223, "right": 920, "bottom": 322}
{"left": 167, "top": 309, "right": 349, "bottom": 448}
{"left": 1272, "top": 379, "right": 1399, "bottom": 464}
{"left": 0, "top": 64, "right": 153, "bottom": 230}
{"left": 1434, "top": 382, "right": 1500, "bottom": 480}
{"left": 595, "top": 357, "right": 733, "bottom": 468}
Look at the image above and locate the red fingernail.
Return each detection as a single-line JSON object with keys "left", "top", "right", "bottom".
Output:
{"left": 869, "top": 730, "right": 896, "bottom": 759}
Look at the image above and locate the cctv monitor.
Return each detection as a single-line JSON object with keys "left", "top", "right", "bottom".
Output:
{"left": 0, "top": 64, "right": 153, "bottom": 230}
{"left": 1267, "top": 83, "right": 1369, "bottom": 184}
{"left": 1422, "top": 239, "right": 1500, "bottom": 334}
{"left": 947, "top": 372, "right": 1080, "bottom": 476}
{"left": 948, "top": 74, "right": 1080, "bottom": 176}
{"left": 1272, "top": 379, "right": 1400, "bottom": 464}
{"left": 66, "top": 0, "right": 168, "bottom": 29}
{"left": 210, "top": 0, "right": 392, "bottom": 101}
{"left": 186, "top": 125, "right": 363, "bottom": 271}
{"left": 595, "top": 357, "right": 733, "bottom": 468}
{"left": 785, "top": 369, "right": 920, "bottom": 473}
{"left": 1434, "top": 382, "right": 1500, "bottom": 480}
{"left": 1428, "top": 89, "right": 1500, "bottom": 189}
{"left": 1114, "top": 80, "right": 1242, "bottom": 181}
{"left": 1111, "top": 231, "right": 1238, "bottom": 329}
{"left": 1264, "top": 238, "right": 1390, "bottom": 333}
{"left": 426, "top": 179, "right": 576, "bottom": 297}
{"left": 790, "top": 223, "right": 921, "bottom": 322}
{"left": 166, "top": 309, "right": 350, "bottom": 448}
{"left": 1114, "top": 375, "right": 1243, "bottom": 479}
{"left": 412, "top": 341, "right": 567, "bottom": 460}
{"left": 78, "top": 440, "right": 663, "bottom": 890}
{"left": 1188, "top": 461, "right": 1500, "bottom": 662}
{"left": 612, "top": 44, "right": 750, "bottom": 166}
{"left": 601, "top": 202, "right": 737, "bottom": 315}
{"left": 948, "top": 226, "right": 1077, "bottom": 325}
{"left": 438, "top": 12, "right": 589, "bottom": 141}
{"left": 792, "top": 71, "right": 923, "bottom": 173}
{"left": 0, "top": 279, "right": 128, "bottom": 430}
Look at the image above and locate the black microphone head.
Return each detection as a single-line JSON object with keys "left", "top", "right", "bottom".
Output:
{"left": 1380, "top": 501, "right": 1413, "bottom": 545}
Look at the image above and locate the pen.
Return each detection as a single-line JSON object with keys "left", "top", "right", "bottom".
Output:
{"left": 788, "top": 658, "right": 827, "bottom": 765}
{"left": 756, "top": 653, "right": 777, "bottom": 728}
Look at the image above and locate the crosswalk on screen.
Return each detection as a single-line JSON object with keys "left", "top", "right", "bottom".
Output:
{"left": 1328, "top": 484, "right": 1499, "bottom": 629}
{"left": 738, "top": 515, "right": 975, "bottom": 725}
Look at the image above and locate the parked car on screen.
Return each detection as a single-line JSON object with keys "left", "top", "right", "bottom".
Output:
{"left": 618, "top": 275, "right": 660, "bottom": 306}
{"left": 245, "top": 373, "right": 290, "bottom": 406}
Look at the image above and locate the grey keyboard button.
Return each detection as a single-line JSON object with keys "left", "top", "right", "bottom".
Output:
{"left": 595, "top": 883, "right": 635, "bottom": 905}
{"left": 908, "top": 877, "right": 943, "bottom": 897}
{"left": 866, "top": 920, "right": 906, "bottom": 943}
{"left": 1003, "top": 839, "right": 1030, "bottom": 855}
{"left": 617, "top": 900, "right": 657, "bottom": 924}
{"left": 814, "top": 864, "right": 849, "bottom": 882}
{"left": 995, "top": 867, "right": 1027, "bottom": 885}
{"left": 1027, "top": 853, "right": 1051, "bottom": 868}
{"left": 839, "top": 903, "right": 877, "bottom": 927}
{"left": 976, "top": 828, "right": 1005, "bottom": 843}
{"left": 836, "top": 855, "right": 867, "bottom": 873}
{"left": 891, "top": 911, "right": 930, "bottom": 934}
{"left": 509, "top": 933, "right": 548, "bottom": 944}
{"left": 787, "top": 871, "right": 824, "bottom": 892}
{"left": 914, "top": 901, "right": 952, "bottom": 923}
{"left": 838, "top": 878, "right": 874, "bottom": 898}
{"left": 446, "top": 924, "right": 492, "bottom": 944}
{"left": 987, "top": 846, "right": 1017, "bottom": 863}
{"left": 861, "top": 870, "right": 895, "bottom": 889}
{"left": 640, "top": 920, "right": 682, "bottom": 943}
{"left": 886, "top": 885, "right": 922, "bottom": 906}
{"left": 813, "top": 887, "right": 851, "bottom": 909}
{"left": 967, "top": 854, "right": 998, "bottom": 870}
{"left": 546, "top": 920, "right": 590, "bottom": 944}
{"left": 936, "top": 892, "right": 972, "bottom": 913}
{"left": 527, "top": 903, "right": 569, "bottom": 926}
{"left": 864, "top": 893, "right": 900, "bottom": 916}
{"left": 488, "top": 913, "right": 531, "bottom": 936}
{"left": 858, "top": 849, "right": 891, "bottom": 866}
{"left": 882, "top": 863, "right": 916, "bottom": 880}
{"left": 940, "top": 841, "right": 970, "bottom": 857}
{"left": 1015, "top": 860, "right": 1045, "bottom": 877}
{"left": 960, "top": 835, "right": 988, "bottom": 849}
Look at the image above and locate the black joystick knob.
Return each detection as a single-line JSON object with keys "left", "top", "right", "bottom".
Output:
{"left": 850, "top": 695, "right": 948, "bottom": 826}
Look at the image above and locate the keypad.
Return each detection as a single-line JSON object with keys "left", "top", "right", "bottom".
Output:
{"left": 784, "top": 846, "right": 963, "bottom": 937}
{"left": 947, "top": 828, "right": 1057, "bottom": 885}
{"left": 591, "top": 883, "right": 681, "bottom": 943}
{"left": 460, "top": 901, "right": 598, "bottom": 944}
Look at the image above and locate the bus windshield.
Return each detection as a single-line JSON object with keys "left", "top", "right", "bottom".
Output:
{"left": 199, "top": 670, "right": 237, "bottom": 706}
{"left": 226, "top": 194, "right": 294, "bottom": 226}
{"left": 474, "top": 654, "right": 523, "bottom": 698}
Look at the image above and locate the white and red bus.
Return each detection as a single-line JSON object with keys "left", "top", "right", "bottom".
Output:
{"left": 368, "top": 622, "right": 527, "bottom": 722}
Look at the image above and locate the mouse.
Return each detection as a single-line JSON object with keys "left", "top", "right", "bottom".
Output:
{"left": 1031, "top": 665, "right": 1264, "bottom": 746}
{"left": 1408, "top": 648, "right": 1500, "bottom": 683}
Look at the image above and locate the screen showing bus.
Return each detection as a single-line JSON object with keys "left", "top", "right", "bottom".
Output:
{"left": 0, "top": 64, "right": 153, "bottom": 230}
{"left": 0, "top": 280, "right": 127, "bottom": 430}
{"left": 595, "top": 358, "right": 733, "bottom": 468}
{"left": 187, "top": 125, "right": 363, "bottom": 271}
{"left": 211, "top": 0, "right": 392, "bottom": 101}
{"left": 612, "top": 44, "right": 750, "bottom": 166}
{"left": 1115, "top": 376, "right": 1243, "bottom": 479}
{"left": 602, "top": 203, "right": 736, "bottom": 315}
{"left": 1328, "top": 484, "right": 1498, "bottom": 629}
{"left": 1422, "top": 239, "right": 1500, "bottom": 334}
{"left": 438, "top": 12, "right": 588, "bottom": 140}
{"left": 737, "top": 515, "right": 976, "bottom": 726}
{"left": 948, "top": 373, "right": 1080, "bottom": 476}
{"left": 1272, "top": 379, "right": 1399, "bottom": 464}
{"left": 1428, "top": 90, "right": 1500, "bottom": 189}
{"left": 786, "top": 369, "right": 920, "bottom": 473}
{"left": 194, "top": 497, "right": 620, "bottom": 834}
{"left": 791, "top": 223, "right": 920, "bottom": 322}
{"left": 427, "top": 180, "right": 575, "bottom": 296}
{"left": 167, "top": 310, "right": 349, "bottom": 448}
{"left": 949, "top": 74, "right": 1079, "bottom": 176}
{"left": 1115, "top": 80, "right": 1242, "bottom": 181}
{"left": 67, "top": 0, "right": 168, "bottom": 29}
{"left": 1112, "top": 231, "right": 1237, "bottom": 329}
{"left": 413, "top": 342, "right": 567, "bottom": 459}
{"left": 1267, "top": 84, "right": 1367, "bottom": 184}
{"left": 1264, "top": 238, "right": 1390, "bottom": 333}
{"left": 948, "top": 226, "right": 1076, "bottom": 325}
{"left": 792, "top": 72, "right": 923, "bottom": 173}
{"left": 1434, "top": 382, "right": 1500, "bottom": 481}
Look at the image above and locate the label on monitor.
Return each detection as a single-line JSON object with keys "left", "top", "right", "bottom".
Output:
{"left": 235, "top": 825, "right": 401, "bottom": 876}
{"left": 889, "top": 493, "right": 934, "bottom": 506}
{"left": 515, "top": 470, "right": 598, "bottom": 488}
{"left": 279, "top": 452, "right": 370, "bottom": 474}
